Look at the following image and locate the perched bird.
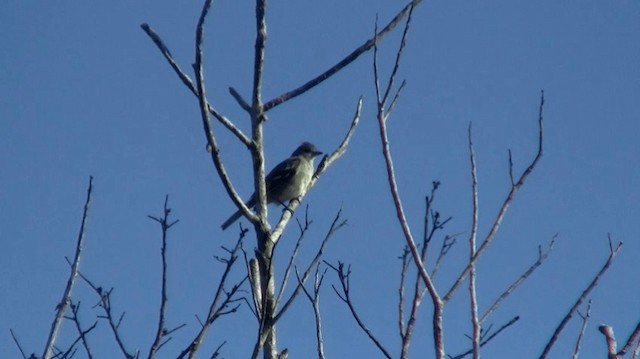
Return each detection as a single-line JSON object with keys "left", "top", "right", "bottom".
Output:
{"left": 221, "top": 142, "right": 322, "bottom": 230}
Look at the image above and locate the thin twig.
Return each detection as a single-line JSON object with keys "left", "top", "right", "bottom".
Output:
{"left": 297, "top": 266, "right": 328, "bottom": 359}
{"left": 480, "top": 237, "right": 555, "bottom": 323}
{"left": 431, "top": 234, "right": 460, "bottom": 278}
{"left": 274, "top": 208, "right": 346, "bottom": 323}
{"left": 571, "top": 300, "right": 591, "bottom": 359}
{"left": 10, "top": 329, "right": 28, "bottom": 359}
{"left": 65, "top": 301, "right": 97, "bottom": 359}
{"left": 263, "top": 0, "right": 423, "bottom": 111}
{"left": 467, "top": 124, "right": 480, "bottom": 359}
{"left": 401, "top": 261, "right": 427, "bottom": 359}
{"left": 177, "top": 236, "right": 246, "bottom": 359}
{"left": 448, "top": 316, "right": 520, "bottom": 359}
{"left": 140, "top": 23, "right": 251, "bottom": 146}
{"left": 372, "top": 4, "right": 443, "bottom": 356}
{"left": 444, "top": 90, "right": 545, "bottom": 304}
{"left": 539, "top": 236, "right": 623, "bottom": 359}
{"left": 73, "top": 270, "right": 135, "bottom": 359}
{"left": 211, "top": 341, "right": 226, "bottom": 359}
{"left": 398, "top": 248, "right": 410, "bottom": 340}
{"left": 421, "top": 181, "right": 442, "bottom": 255}
{"left": 147, "top": 195, "right": 179, "bottom": 359}
{"left": 43, "top": 176, "right": 93, "bottom": 359}
{"left": 619, "top": 321, "right": 640, "bottom": 357}
{"left": 328, "top": 262, "right": 392, "bottom": 359}
{"left": 276, "top": 205, "right": 311, "bottom": 304}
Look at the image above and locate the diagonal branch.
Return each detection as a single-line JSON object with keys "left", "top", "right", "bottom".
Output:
{"left": 480, "top": 237, "right": 555, "bottom": 323}
{"left": 140, "top": 23, "right": 251, "bottom": 146}
{"left": 448, "top": 316, "right": 520, "bottom": 359}
{"left": 328, "top": 262, "right": 393, "bottom": 359}
{"left": 274, "top": 208, "right": 346, "bottom": 323}
{"left": 571, "top": 300, "right": 591, "bottom": 359}
{"left": 276, "top": 206, "right": 311, "bottom": 305}
{"left": 443, "top": 90, "right": 545, "bottom": 304}
{"left": 43, "top": 176, "right": 93, "bottom": 359}
{"left": 372, "top": 4, "right": 445, "bottom": 357}
{"left": 263, "top": 0, "right": 423, "bottom": 111}
{"left": 619, "top": 321, "right": 640, "bottom": 357}
{"left": 177, "top": 236, "right": 246, "bottom": 359}
{"left": 10, "top": 329, "right": 28, "bottom": 359}
{"left": 539, "top": 236, "right": 623, "bottom": 359}
{"left": 189, "top": 0, "right": 260, "bottom": 232}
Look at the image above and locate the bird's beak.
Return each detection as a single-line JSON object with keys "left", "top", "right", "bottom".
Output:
{"left": 314, "top": 150, "right": 323, "bottom": 157}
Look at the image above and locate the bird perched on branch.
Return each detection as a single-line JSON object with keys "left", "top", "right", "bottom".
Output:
{"left": 221, "top": 142, "right": 322, "bottom": 230}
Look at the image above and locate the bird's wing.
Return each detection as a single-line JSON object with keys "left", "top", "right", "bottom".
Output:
{"left": 265, "top": 157, "right": 301, "bottom": 198}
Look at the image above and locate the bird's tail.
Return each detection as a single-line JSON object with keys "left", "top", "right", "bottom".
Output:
{"left": 221, "top": 197, "right": 256, "bottom": 231}
{"left": 221, "top": 210, "right": 243, "bottom": 230}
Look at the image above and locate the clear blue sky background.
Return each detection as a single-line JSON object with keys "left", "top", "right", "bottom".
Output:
{"left": 1, "top": 1, "right": 639, "bottom": 358}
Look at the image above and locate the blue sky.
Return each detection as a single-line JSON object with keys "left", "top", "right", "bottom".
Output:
{"left": 1, "top": 1, "right": 639, "bottom": 358}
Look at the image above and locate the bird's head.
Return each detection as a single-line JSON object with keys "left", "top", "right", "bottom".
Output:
{"left": 292, "top": 142, "right": 322, "bottom": 159}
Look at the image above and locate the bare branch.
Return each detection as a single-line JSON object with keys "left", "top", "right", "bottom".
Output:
{"left": 480, "top": 237, "right": 555, "bottom": 323}
{"left": 444, "top": 90, "right": 545, "bottom": 304}
{"left": 599, "top": 320, "right": 640, "bottom": 359}
{"left": 539, "top": 237, "right": 622, "bottom": 358}
{"left": 140, "top": 23, "right": 251, "bottom": 146}
{"left": 467, "top": 124, "right": 480, "bottom": 359}
{"left": 148, "top": 195, "right": 179, "bottom": 359}
{"left": 263, "top": 0, "right": 423, "bottom": 111}
{"left": 431, "top": 234, "right": 459, "bottom": 278}
{"left": 276, "top": 206, "right": 311, "bottom": 304}
{"left": 10, "top": 329, "right": 28, "bottom": 359}
{"left": 177, "top": 236, "right": 246, "bottom": 359}
{"left": 250, "top": 0, "right": 269, "bottom": 240}
{"left": 381, "top": 4, "right": 414, "bottom": 108}
{"left": 398, "top": 248, "right": 410, "bottom": 341}
{"left": 65, "top": 301, "right": 97, "bottom": 359}
{"left": 211, "top": 341, "right": 226, "bottom": 359}
{"left": 297, "top": 266, "right": 328, "bottom": 359}
{"left": 401, "top": 255, "right": 427, "bottom": 359}
{"left": 372, "top": 4, "right": 444, "bottom": 356}
{"left": 571, "top": 300, "right": 591, "bottom": 359}
{"left": 448, "top": 316, "right": 520, "bottom": 359}
{"left": 229, "top": 86, "right": 251, "bottom": 112}
{"left": 328, "top": 262, "right": 392, "bottom": 359}
{"left": 274, "top": 207, "right": 346, "bottom": 322}
{"left": 71, "top": 271, "right": 136, "bottom": 359}
{"left": 189, "top": 0, "right": 260, "bottom": 232}
{"left": 633, "top": 338, "right": 640, "bottom": 359}
{"left": 619, "top": 321, "right": 640, "bottom": 357}
{"left": 43, "top": 176, "right": 93, "bottom": 359}
{"left": 600, "top": 325, "right": 618, "bottom": 358}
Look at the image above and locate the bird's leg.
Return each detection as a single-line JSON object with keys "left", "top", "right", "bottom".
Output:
{"left": 279, "top": 200, "right": 298, "bottom": 216}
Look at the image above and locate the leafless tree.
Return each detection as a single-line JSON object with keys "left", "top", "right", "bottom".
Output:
{"left": 9, "top": 1, "right": 639, "bottom": 359}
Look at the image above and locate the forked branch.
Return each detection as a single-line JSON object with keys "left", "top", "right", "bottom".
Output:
{"left": 539, "top": 236, "right": 622, "bottom": 358}
{"left": 443, "top": 91, "right": 545, "bottom": 303}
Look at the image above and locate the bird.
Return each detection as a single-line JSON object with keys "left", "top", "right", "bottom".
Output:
{"left": 221, "top": 142, "right": 322, "bottom": 230}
